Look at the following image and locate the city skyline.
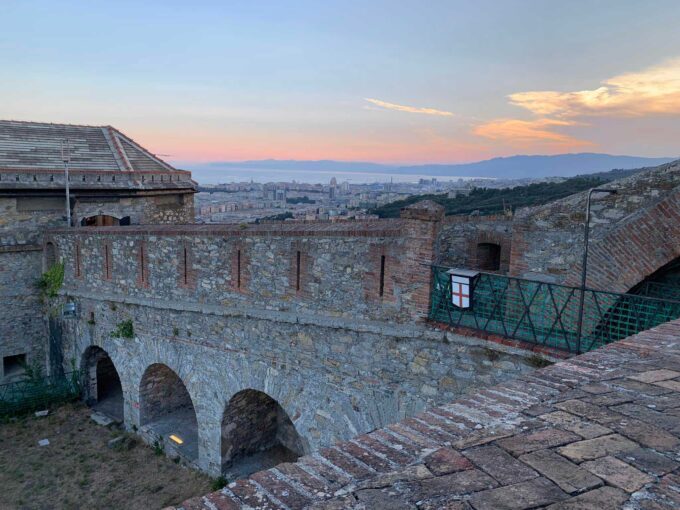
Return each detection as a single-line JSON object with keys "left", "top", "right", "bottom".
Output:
{"left": 3, "top": 1, "right": 680, "bottom": 165}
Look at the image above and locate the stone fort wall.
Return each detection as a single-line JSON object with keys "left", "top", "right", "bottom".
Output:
{"left": 48, "top": 212, "right": 542, "bottom": 474}
{"left": 0, "top": 189, "right": 193, "bottom": 381}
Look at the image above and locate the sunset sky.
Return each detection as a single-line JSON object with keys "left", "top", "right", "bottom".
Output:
{"left": 3, "top": 0, "right": 680, "bottom": 165}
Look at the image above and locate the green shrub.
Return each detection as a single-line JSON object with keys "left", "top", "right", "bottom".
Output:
{"left": 36, "top": 262, "right": 65, "bottom": 300}
{"left": 112, "top": 320, "right": 134, "bottom": 339}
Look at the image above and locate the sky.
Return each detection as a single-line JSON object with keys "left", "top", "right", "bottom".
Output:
{"left": 2, "top": 0, "right": 680, "bottom": 165}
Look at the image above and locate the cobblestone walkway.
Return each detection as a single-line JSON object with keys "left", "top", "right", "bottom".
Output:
{"left": 173, "top": 319, "right": 680, "bottom": 509}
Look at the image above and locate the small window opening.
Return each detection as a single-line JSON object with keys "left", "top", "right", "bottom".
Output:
{"left": 477, "top": 243, "right": 501, "bottom": 271}
{"left": 296, "top": 251, "right": 301, "bottom": 291}
{"left": 3, "top": 354, "right": 26, "bottom": 380}
{"left": 237, "top": 250, "right": 242, "bottom": 289}
{"left": 379, "top": 255, "right": 386, "bottom": 297}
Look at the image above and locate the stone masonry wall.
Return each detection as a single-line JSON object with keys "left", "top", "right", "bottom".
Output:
{"left": 436, "top": 214, "right": 513, "bottom": 273}
{"left": 56, "top": 295, "right": 540, "bottom": 475}
{"left": 0, "top": 192, "right": 194, "bottom": 382}
{"left": 510, "top": 161, "right": 680, "bottom": 290}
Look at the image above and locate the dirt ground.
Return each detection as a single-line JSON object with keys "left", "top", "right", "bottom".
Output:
{"left": 0, "top": 403, "right": 213, "bottom": 510}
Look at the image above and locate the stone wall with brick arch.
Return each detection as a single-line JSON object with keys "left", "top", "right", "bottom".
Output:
{"left": 49, "top": 205, "right": 542, "bottom": 475}
{"left": 436, "top": 214, "right": 513, "bottom": 273}
{"left": 0, "top": 189, "right": 194, "bottom": 383}
{"left": 509, "top": 160, "right": 680, "bottom": 288}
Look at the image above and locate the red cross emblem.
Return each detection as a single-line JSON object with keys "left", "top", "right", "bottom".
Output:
{"left": 451, "top": 282, "right": 470, "bottom": 308}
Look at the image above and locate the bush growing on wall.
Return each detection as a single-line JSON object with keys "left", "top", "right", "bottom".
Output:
{"left": 36, "top": 262, "right": 65, "bottom": 301}
{"left": 112, "top": 320, "right": 134, "bottom": 339}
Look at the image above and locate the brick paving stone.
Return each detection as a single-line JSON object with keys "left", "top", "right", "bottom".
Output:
{"left": 557, "top": 434, "right": 639, "bottom": 463}
{"left": 423, "top": 447, "right": 473, "bottom": 475}
{"left": 423, "top": 448, "right": 473, "bottom": 475}
{"left": 519, "top": 449, "right": 603, "bottom": 495}
{"left": 343, "top": 441, "right": 394, "bottom": 473}
{"left": 524, "top": 404, "right": 556, "bottom": 417}
{"left": 655, "top": 379, "right": 680, "bottom": 392}
{"left": 608, "top": 417, "right": 680, "bottom": 450}
{"left": 204, "top": 491, "right": 245, "bottom": 510}
{"left": 612, "top": 379, "right": 674, "bottom": 396}
{"left": 250, "top": 470, "right": 311, "bottom": 509}
{"left": 539, "top": 411, "right": 612, "bottom": 439}
{"left": 228, "top": 480, "right": 283, "bottom": 510}
{"left": 356, "top": 465, "right": 433, "bottom": 490}
{"left": 496, "top": 428, "right": 580, "bottom": 456}
{"left": 629, "top": 370, "right": 680, "bottom": 383}
{"left": 418, "top": 500, "right": 471, "bottom": 510}
{"left": 580, "top": 383, "right": 613, "bottom": 394}
{"left": 581, "top": 456, "right": 654, "bottom": 493}
{"left": 274, "top": 462, "right": 334, "bottom": 494}
{"left": 317, "top": 447, "right": 374, "bottom": 479}
{"left": 403, "top": 469, "right": 498, "bottom": 502}
{"left": 468, "top": 477, "right": 568, "bottom": 510}
{"left": 306, "top": 495, "right": 358, "bottom": 509}
{"left": 612, "top": 403, "right": 680, "bottom": 435}
{"left": 544, "top": 486, "right": 630, "bottom": 509}
{"left": 615, "top": 447, "right": 680, "bottom": 476}
{"left": 463, "top": 445, "right": 538, "bottom": 485}
{"left": 354, "top": 488, "right": 416, "bottom": 509}
{"left": 578, "top": 392, "right": 633, "bottom": 407}
{"left": 554, "top": 400, "right": 624, "bottom": 424}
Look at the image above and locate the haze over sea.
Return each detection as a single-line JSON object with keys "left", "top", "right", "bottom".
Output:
{"left": 185, "top": 167, "right": 482, "bottom": 185}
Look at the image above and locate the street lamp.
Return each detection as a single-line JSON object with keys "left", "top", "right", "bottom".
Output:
{"left": 575, "top": 187, "right": 618, "bottom": 353}
{"left": 61, "top": 139, "right": 72, "bottom": 227}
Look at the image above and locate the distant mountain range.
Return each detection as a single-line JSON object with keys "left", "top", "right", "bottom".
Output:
{"left": 188, "top": 153, "right": 677, "bottom": 180}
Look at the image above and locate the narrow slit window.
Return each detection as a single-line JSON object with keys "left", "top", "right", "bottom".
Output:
{"left": 237, "top": 250, "right": 242, "bottom": 289}
{"left": 296, "top": 250, "right": 301, "bottom": 291}
{"left": 182, "top": 246, "right": 188, "bottom": 285}
{"left": 75, "top": 242, "right": 82, "bottom": 278}
{"left": 379, "top": 255, "right": 386, "bottom": 297}
{"left": 140, "top": 244, "right": 146, "bottom": 283}
{"left": 103, "top": 244, "right": 111, "bottom": 280}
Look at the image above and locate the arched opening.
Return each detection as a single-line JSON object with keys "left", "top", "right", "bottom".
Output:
{"left": 630, "top": 256, "right": 680, "bottom": 300}
{"left": 81, "top": 346, "right": 123, "bottom": 422}
{"left": 476, "top": 242, "right": 501, "bottom": 271}
{"left": 139, "top": 364, "right": 198, "bottom": 462}
{"left": 80, "top": 214, "right": 121, "bottom": 227}
{"left": 44, "top": 242, "right": 56, "bottom": 268}
{"left": 221, "top": 389, "right": 306, "bottom": 478}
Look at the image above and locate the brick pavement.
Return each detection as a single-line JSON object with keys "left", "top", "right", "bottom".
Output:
{"left": 171, "top": 319, "right": 680, "bottom": 509}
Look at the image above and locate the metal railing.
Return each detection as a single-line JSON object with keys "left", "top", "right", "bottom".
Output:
{"left": 429, "top": 266, "right": 680, "bottom": 354}
{"left": 0, "top": 372, "right": 80, "bottom": 416}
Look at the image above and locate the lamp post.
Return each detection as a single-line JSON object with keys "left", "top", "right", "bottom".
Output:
{"left": 575, "top": 188, "right": 618, "bottom": 353}
{"left": 61, "top": 139, "right": 71, "bottom": 227}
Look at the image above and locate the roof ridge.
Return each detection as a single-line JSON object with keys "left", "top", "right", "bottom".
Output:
{"left": 109, "top": 126, "right": 176, "bottom": 171}
{"left": 0, "top": 119, "right": 108, "bottom": 129}
{"left": 102, "top": 127, "right": 133, "bottom": 171}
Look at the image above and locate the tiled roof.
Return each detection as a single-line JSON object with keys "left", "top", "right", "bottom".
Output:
{"left": 0, "top": 120, "right": 176, "bottom": 172}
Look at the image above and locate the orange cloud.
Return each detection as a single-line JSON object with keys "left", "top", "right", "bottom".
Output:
{"left": 364, "top": 97, "right": 453, "bottom": 116}
{"left": 509, "top": 58, "right": 680, "bottom": 117}
{"left": 473, "top": 118, "right": 593, "bottom": 148}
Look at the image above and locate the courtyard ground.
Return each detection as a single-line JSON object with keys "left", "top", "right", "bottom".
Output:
{"left": 0, "top": 402, "right": 214, "bottom": 510}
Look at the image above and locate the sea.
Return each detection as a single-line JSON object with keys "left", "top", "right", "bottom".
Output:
{"left": 186, "top": 166, "right": 487, "bottom": 185}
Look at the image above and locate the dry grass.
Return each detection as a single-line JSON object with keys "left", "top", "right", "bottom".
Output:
{"left": 0, "top": 403, "right": 212, "bottom": 510}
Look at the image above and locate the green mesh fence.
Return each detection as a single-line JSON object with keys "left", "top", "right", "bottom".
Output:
{"left": 0, "top": 372, "right": 80, "bottom": 416}
{"left": 430, "top": 266, "right": 680, "bottom": 354}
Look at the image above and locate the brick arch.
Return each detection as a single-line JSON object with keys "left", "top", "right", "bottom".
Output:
{"left": 220, "top": 388, "right": 308, "bottom": 477}
{"left": 468, "top": 231, "right": 511, "bottom": 273}
{"left": 44, "top": 241, "right": 57, "bottom": 269}
{"left": 139, "top": 363, "right": 199, "bottom": 462}
{"left": 565, "top": 191, "right": 680, "bottom": 293}
{"left": 80, "top": 345, "right": 123, "bottom": 421}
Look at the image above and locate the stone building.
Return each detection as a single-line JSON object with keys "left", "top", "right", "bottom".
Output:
{"left": 0, "top": 120, "right": 196, "bottom": 382}
{"left": 3, "top": 118, "right": 680, "bottom": 485}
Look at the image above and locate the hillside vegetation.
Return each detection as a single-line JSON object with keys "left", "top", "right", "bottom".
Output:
{"left": 369, "top": 171, "right": 635, "bottom": 218}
